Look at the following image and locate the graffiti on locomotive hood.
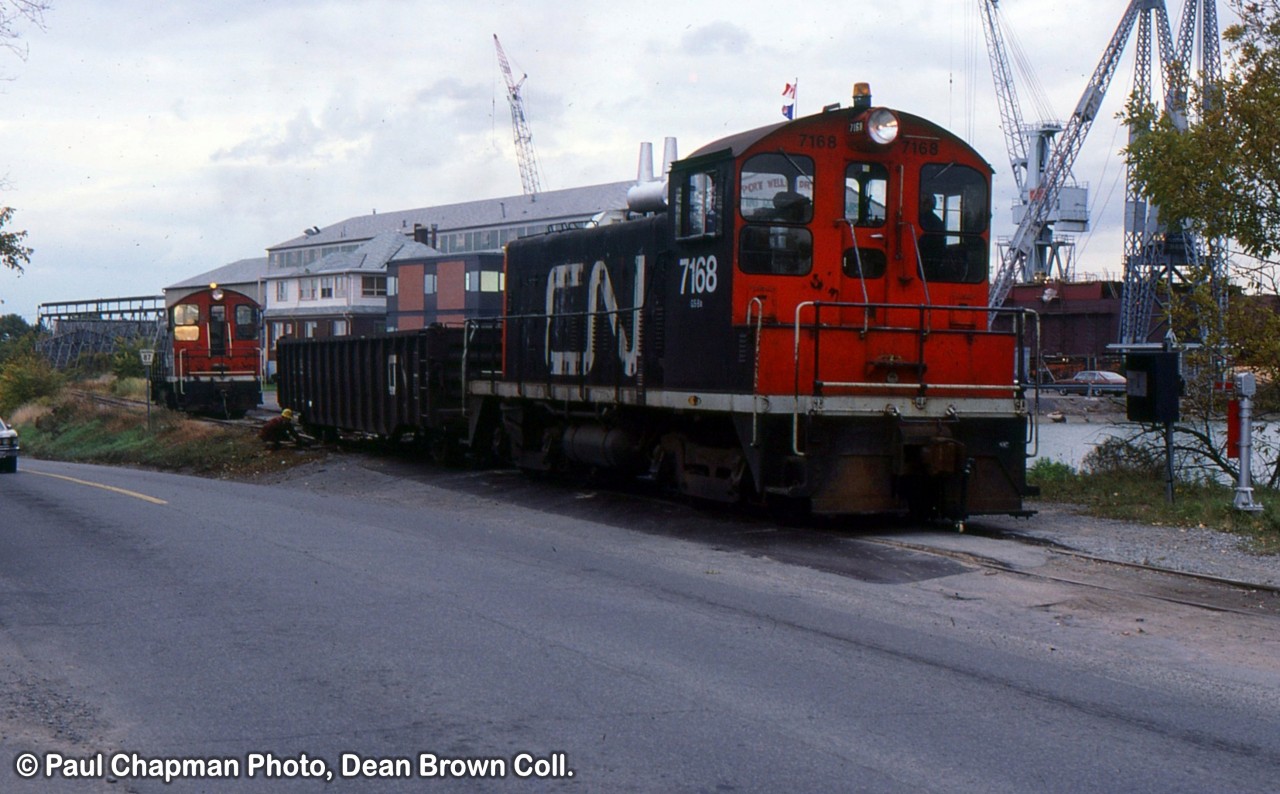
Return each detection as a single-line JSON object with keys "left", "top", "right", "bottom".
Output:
{"left": 544, "top": 255, "right": 645, "bottom": 378}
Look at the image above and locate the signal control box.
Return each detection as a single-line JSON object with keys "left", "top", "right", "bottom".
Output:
{"left": 1124, "top": 351, "right": 1181, "bottom": 424}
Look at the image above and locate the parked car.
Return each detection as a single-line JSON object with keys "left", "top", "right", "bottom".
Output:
{"left": 1056, "top": 370, "right": 1127, "bottom": 396}
{"left": 0, "top": 417, "right": 17, "bottom": 473}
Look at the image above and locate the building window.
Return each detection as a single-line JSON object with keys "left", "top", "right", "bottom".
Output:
{"left": 423, "top": 273, "right": 437, "bottom": 295}
{"left": 480, "top": 270, "right": 503, "bottom": 292}
{"left": 271, "top": 321, "right": 284, "bottom": 350}
{"left": 275, "top": 281, "right": 289, "bottom": 301}
{"left": 387, "top": 276, "right": 398, "bottom": 297}
{"left": 303, "top": 321, "right": 317, "bottom": 338}
{"left": 299, "top": 278, "right": 318, "bottom": 300}
{"left": 332, "top": 319, "right": 348, "bottom": 336}
{"left": 320, "top": 277, "right": 334, "bottom": 299}
{"left": 362, "top": 275, "right": 387, "bottom": 297}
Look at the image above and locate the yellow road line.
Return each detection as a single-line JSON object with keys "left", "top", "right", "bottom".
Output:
{"left": 26, "top": 470, "right": 169, "bottom": 505}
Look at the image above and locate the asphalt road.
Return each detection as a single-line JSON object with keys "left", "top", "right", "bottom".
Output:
{"left": 0, "top": 459, "right": 1277, "bottom": 792}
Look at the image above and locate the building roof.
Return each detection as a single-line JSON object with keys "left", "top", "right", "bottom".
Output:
{"left": 269, "top": 231, "right": 434, "bottom": 278}
{"left": 165, "top": 257, "right": 269, "bottom": 291}
{"left": 269, "top": 181, "right": 633, "bottom": 252}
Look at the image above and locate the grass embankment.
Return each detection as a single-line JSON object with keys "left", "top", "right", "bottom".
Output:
{"left": 11, "top": 377, "right": 319, "bottom": 479}
{"left": 9, "top": 376, "right": 1280, "bottom": 553}
{"left": 1029, "top": 458, "right": 1280, "bottom": 554}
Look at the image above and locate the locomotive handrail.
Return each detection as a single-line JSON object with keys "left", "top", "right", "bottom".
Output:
{"left": 835, "top": 219, "right": 874, "bottom": 335}
{"left": 788, "top": 301, "right": 1040, "bottom": 457}
{"left": 906, "top": 222, "right": 934, "bottom": 314}
{"left": 478, "top": 300, "right": 647, "bottom": 401}
{"left": 745, "top": 296, "right": 766, "bottom": 447}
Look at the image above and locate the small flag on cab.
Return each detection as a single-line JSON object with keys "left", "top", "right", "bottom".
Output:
{"left": 781, "top": 80, "right": 797, "bottom": 119}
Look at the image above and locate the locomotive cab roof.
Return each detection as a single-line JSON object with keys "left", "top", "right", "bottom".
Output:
{"left": 680, "top": 104, "right": 992, "bottom": 174}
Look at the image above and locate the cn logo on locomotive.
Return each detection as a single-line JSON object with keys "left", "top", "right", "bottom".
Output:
{"left": 544, "top": 255, "right": 646, "bottom": 378}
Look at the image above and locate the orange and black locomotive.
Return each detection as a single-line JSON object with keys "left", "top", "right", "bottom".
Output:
{"left": 280, "top": 84, "right": 1037, "bottom": 520}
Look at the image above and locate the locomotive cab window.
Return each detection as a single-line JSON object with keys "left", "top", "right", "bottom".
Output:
{"left": 738, "top": 152, "right": 814, "bottom": 276}
{"left": 173, "top": 304, "right": 200, "bottom": 341}
{"left": 844, "top": 163, "right": 887, "bottom": 227}
{"left": 739, "top": 153, "right": 813, "bottom": 222}
{"left": 675, "top": 170, "right": 722, "bottom": 239}
{"left": 916, "top": 163, "right": 988, "bottom": 284}
{"left": 235, "top": 304, "right": 258, "bottom": 341}
{"left": 842, "top": 162, "right": 889, "bottom": 279}
{"left": 209, "top": 305, "right": 228, "bottom": 355}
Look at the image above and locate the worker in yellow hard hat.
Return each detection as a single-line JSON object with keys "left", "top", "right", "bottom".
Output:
{"left": 261, "top": 408, "right": 299, "bottom": 449}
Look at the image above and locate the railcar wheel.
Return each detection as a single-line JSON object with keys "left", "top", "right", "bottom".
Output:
{"left": 766, "top": 493, "right": 811, "bottom": 526}
{"left": 428, "top": 433, "right": 463, "bottom": 466}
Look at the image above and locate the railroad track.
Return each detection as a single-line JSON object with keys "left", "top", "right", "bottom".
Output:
{"left": 69, "top": 388, "right": 266, "bottom": 429}
{"left": 863, "top": 532, "right": 1280, "bottom": 617}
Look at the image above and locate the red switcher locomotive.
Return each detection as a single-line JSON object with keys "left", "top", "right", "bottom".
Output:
{"left": 280, "top": 84, "right": 1038, "bottom": 521}
{"left": 152, "top": 284, "right": 263, "bottom": 417}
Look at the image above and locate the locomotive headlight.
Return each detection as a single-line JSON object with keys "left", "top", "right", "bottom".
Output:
{"left": 867, "top": 108, "right": 899, "bottom": 145}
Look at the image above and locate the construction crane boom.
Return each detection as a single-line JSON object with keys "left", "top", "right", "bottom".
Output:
{"left": 989, "top": 0, "right": 1145, "bottom": 311}
{"left": 493, "top": 34, "right": 543, "bottom": 197}
{"left": 979, "top": 0, "right": 1029, "bottom": 193}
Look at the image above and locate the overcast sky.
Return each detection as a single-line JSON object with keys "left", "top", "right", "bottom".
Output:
{"left": 0, "top": 0, "right": 1234, "bottom": 320}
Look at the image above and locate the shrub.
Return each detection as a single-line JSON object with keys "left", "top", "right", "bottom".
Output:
{"left": 1028, "top": 458, "right": 1076, "bottom": 488}
{"left": 111, "top": 339, "right": 147, "bottom": 379}
{"left": 1082, "top": 435, "right": 1165, "bottom": 479}
{"left": 0, "top": 350, "right": 64, "bottom": 414}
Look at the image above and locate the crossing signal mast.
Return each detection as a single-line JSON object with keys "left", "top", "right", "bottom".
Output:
{"left": 493, "top": 34, "right": 544, "bottom": 198}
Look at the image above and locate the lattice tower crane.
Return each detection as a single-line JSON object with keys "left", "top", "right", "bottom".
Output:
{"left": 981, "top": 0, "right": 1091, "bottom": 295}
{"left": 1118, "top": 0, "right": 1225, "bottom": 347}
{"left": 494, "top": 34, "right": 544, "bottom": 197}
{"left": 979, "top": 0, "right": 1030, "bottom": 193}
{"left": 988, "top": 0, "right": 1148, "bottom": 313}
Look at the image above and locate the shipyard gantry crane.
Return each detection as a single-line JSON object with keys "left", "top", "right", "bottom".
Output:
{"left": 986, "top": 0, "right": 1227, "bottom": 350}
{"left": 493, "top": 34, "right": 544, "bottom": 197}
{"left": 1118, "top": 0, "right": 1225, "bottom": 347}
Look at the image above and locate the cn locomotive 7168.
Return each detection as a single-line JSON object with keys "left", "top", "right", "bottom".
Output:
{"left": 279, "top": 84, "right": 1039, "bottom": 521}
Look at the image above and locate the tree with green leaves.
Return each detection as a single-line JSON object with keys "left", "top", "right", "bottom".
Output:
{"left": 1, "top": 2, "right": 50, "bottom": 276}
{"left": 1125, "top": 0, "right": 1280, "bottom": 264}
{"left": 1122, "top": 1, "right": 1280, "bottom": 491}
{"left": 0, "top": 206, "right": 32, "bottom": 273}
